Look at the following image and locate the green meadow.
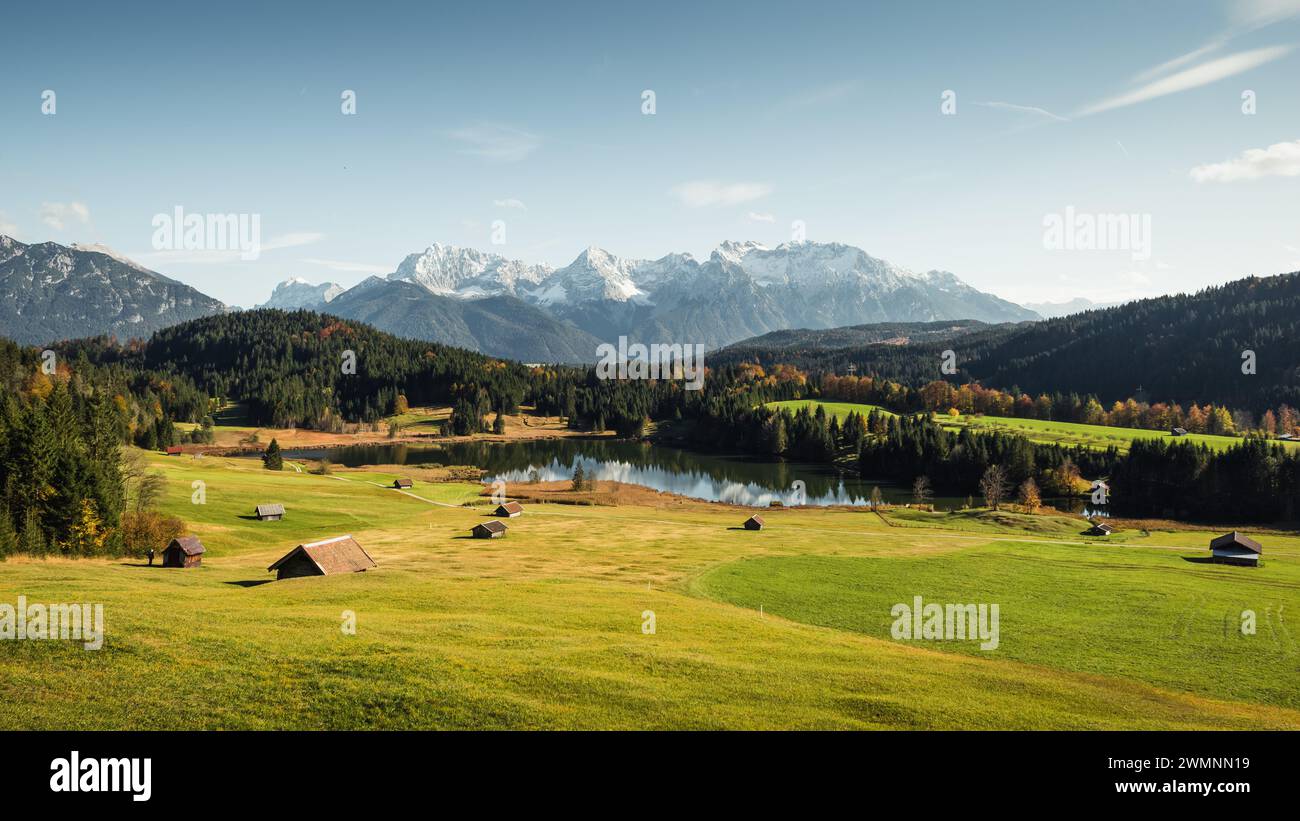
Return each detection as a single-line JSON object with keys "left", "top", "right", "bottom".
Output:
{"left": 768, "top": 399, "right": 1295, "bottom": 453}
{"left": 1, "top": 450, "right": 1298, "bottom": 729}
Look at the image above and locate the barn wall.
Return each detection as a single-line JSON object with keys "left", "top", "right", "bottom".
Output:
{"left": 276, "top": 552, "right": 323, "bottom": 580}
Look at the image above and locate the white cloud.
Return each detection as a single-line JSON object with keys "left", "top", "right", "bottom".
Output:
{"left": 747, "top": 211, "right": 775, "bottom": 223}
{"left": 494, "top": 198, "right": 527, "bottom": 210}
{"left": 672, "top": 180, "right": 772, "bottom": 208}
{"left": 1075, "top": 45, "right": 1294, "bottom": 117}
{"left": 301, "top": 257, "right": 391, "bottom": 274}
{"left": 448, "top": 124, "right": 540, "bottom": 162}
{"left": 39, "top": 201, "right": 90, "bottom": 230}
{"left": 1190, "top": 139, "right": 1300, "bottom": 182}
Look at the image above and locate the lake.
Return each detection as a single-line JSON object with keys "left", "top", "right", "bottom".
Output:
{"left": 282, "top": 439, "right": 1103, "bottom": 515}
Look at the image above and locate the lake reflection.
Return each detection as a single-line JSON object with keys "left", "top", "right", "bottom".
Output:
{"left": 282, "top": 438, "right": 1096, "bottom": 513}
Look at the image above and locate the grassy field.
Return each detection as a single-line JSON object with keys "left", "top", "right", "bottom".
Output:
{"left": 768, "top": 399, "right": 1295, "bottom": 453}
{"left": 1, "top": 449, "right": 1298, "bottom": 729}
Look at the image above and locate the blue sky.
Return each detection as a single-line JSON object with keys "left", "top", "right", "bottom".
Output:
{"left": 3, "top": 0, "right": 1299, "bottom": 307}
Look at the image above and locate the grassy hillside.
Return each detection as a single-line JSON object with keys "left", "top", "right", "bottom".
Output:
{"left": 1, "top": 450, "right": 1297, "bottom": 729}
{"left": 768, "top": 399, "right": 1297, "bottom": 454}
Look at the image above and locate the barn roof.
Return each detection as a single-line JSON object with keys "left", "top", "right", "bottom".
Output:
{"left": 267, "top": 534, "right": 377, "bottom": 574}
{"left": 1210, "top": 531, "right": 1262, "bottom": 554}
{"left": 746, "top": 514, "right": 765, "bottom": 525}
{"left": 169, "top": 535, "right": 205, "bottom": 556}
{"left": 165, "top": 445, "right": 183, "bottom": 454}
{"left": 255, "top": 503, "right": 285, "bottom": 516}
{"left": 394, "top": 477, "right": 413, "bottom": 487}
{"left": 496, "top": 501, "right": 523, "bottom": 514}
{"left": 475, "top": 520, "right": 508, "bottom": 535}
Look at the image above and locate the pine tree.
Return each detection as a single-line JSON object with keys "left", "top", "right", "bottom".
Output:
{"left": 0, "top": 505, "right": 15, "bottom": 559}
{"left": 20, "top": 509, "right": 47, "bottom": 556}
{"left": 493, "top": 412, "right": 506, "bottom": 435}
{"left": 572, "top": 464, "right": 586, "bottom": 492}
{"left": 263, "top": 438, "right": 283, "bottom": 471}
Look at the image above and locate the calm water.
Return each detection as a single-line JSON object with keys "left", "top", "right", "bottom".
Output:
{"left": 283, "top": 439, "right": 1100, "bottom": 514}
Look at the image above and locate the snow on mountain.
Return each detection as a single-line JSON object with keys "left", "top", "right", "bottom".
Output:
{"left": 388, "top": 242, "right": 552, "bottom": 298}
{"left": 259, "top": 277, "right": 345, "bottom": 309}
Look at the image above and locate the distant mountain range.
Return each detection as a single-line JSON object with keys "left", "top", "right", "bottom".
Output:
{"left": 0, "top": 235, "right": 227, "bottom": 346}
{"left": 249, "top": 240, "right": 1040, "bottom": 360}
{"left": 1022, "top": 297, "right": 1123, "bottom": 318}
{"left": 0, "top": 235, "right": 1040, "bottom": 360}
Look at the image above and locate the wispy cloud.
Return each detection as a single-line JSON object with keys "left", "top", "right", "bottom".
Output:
{"left": 448, "top": 123, "right": 540, "bottom": 162}
{"left": 262, "top": 232, "right": 325, "bottom": 251}
{"left": 494, "top": 198, "right": 527, "bottom": 210}
{"left": 39, "top": 201, "right": 90, "bottom": 230}
{"left": 974, "top": 101, "right": 1069, "bottom": 122}
{"left": 747, "top": 211, "right": 775, "bottom": 223}
{"left": 1075, "top": 44, "right": 1294, "bottom": 117}
{"left": 1190, "top": 138, "right": 1300, "bottom": 182}
{"left": 301, "top": 257, "right": 391, "bottom": 274}
{"left": 672, "top": 180, "right": 772, "bottom": 208}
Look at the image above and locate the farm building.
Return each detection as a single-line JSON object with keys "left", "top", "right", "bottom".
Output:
{"left": 1088, "top": 521, "right": 1115, "bottom": 536}
{"left": 1209, "top": 532, "right": 1262, "bottom": 566}
{"left": 267, "top": 535, "right": 377, "bottom": 580}
{"left": 472, "top": 520, "right": 508, "bottom": 539}
{"left": 1170, "top": 427, "right": 1188, "bottom": 437}
{"left": 744, "top": 514, "right": 765, "bottom": 531}
{"left": 494, "top": 501, "right": 524, "bottom": 517}
{"left": 165, "top": 445, "right": 183, "bottom": 455}
{"left": 162, "top": 535, "right": 205, "bottom": 568}
{"left": 254, "top": 503, "right": 285, "bottom": 521}
{"left": 393, "top": 478, "right": 413, "bottom": 489}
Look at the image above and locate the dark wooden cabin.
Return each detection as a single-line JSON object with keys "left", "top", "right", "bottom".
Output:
{"left": 162, "top": 535, "right": 205, "bottom": 568}
{"left": 1210, "top": 532, "right": 1261, "bottom": 566}
{"left": 254, "top": 503, "right": 284, "bottom": 521}
{"left": 494, "top": 501, "right": 524, "bottom": 518}
{"left": 393, "top": 478, "right": 413, "bottom": 489}
{"left": 1170, "top": 427, "right": 1188, "bottom": 437}
{"left": 472, "top": 520, "right": 508, "bottom": 539}
{"left": 267, "top": 535, "right": 377, "bottom": 580}
{"left": 1088, "top": 521, "right": 1115, "bottom": 536}
{"left": 744, "top": 514, "right": 765, "bottom": 531}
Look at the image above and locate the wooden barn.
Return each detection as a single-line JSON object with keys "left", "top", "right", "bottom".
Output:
{"left": 472, "top": 520, "right": 508, "bottom": 539}
{"left": 744, "top": 514, "right": 765, "bottom": 531}
{"left": 1170, "top": 427, "right": 1188, "bottom": 437}
{"left": 1088, "top": 521, "right": 1115, "bottom": 536}
{"left": 162, "top": 535, "right": 205, "bottom": 568}
{"left": 165, "top": 445, "right": 183, "bottom": 455}
{"left": 254, "top": 503, "right": 284, "bottom": 521}
{"left": 393, "top": 478, "right": 413, "bottom": 489}
{"left": 1210, "top": 532, "right": 1262, "bottom": 566}
{"left": 267, "top": 535, "right": 377, "bottom": 580}
{"left": 494, "top": 501, "right": 524, "bottom": 518}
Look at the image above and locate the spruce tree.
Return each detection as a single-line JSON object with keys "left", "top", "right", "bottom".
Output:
{"left": 263, "top": 438, "right": 283, "bottom": 471}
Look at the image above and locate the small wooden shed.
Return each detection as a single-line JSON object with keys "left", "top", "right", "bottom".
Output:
{"left": 267, "top": 535, "right": 377, "bottom": 580}
{"left": 494, "top": 501, "right": 524, "bottom": 518}
{"left": 254, "top": 503, "right": 285, "bottom": 521}
{"left": 744, "top": 514, "right": 765, "bottom": 531}
{"left": 162, "top": 535, "right": 205, "bottom": 568}
{"left": 1210, "top": 532, "right": 1261, "bottom": 566}
{"left": 1170, "top": 427, "right": 1188, "bottom": 437}
{"left": 393, "top": 478, "right": 413, "bottom": 489}
{"left": 472, "top": 520, "right": 508, "bottom": 539}
{"left": 165, "top": 445, "right": 183, "bottom": 455}
{"left": 1088, "top": 521, "right": 1115, "bottom": 536}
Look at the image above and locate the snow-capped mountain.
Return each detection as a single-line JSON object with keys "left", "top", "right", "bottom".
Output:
{"left": 1023, "top": 297, "right": 1122, "bottom": 318}
{"left": 389, "top": 242, "right": 552, "bottom": 298}
{"left": 250, "top": 239, "right": 1041, "bottom": 359}
{"left": 259, "top": 277, "right": 345, "bottom": 310}
{"left": 0, "top": 235, "right": 227, "bottom": 345}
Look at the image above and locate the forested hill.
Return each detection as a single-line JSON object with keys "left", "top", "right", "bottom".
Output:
{"left": 55, "top": 309, "right": 542, "bottom": 428}
{"left": 715, "top": 272, "right": 1300, "bottom": 414}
